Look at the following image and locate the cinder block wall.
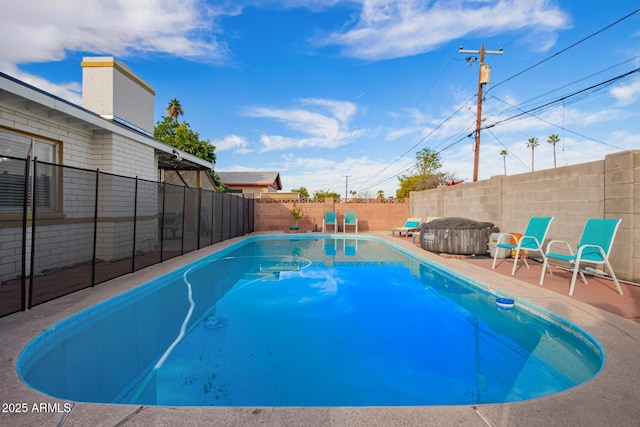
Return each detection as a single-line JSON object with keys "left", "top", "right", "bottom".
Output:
{"left": 254, "top": 199, "right": 410, "bottom": 232}
{"left": 409, "top": 150, "right": 640, "bottom": 283}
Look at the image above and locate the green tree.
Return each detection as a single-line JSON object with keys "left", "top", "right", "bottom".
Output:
{"left": 154, "top": 116, "right": 216, "bottom": 164}
{"left": 547, "top": 134, "right": 560, "bottom": 168}
{"left": 526, "top": 137, "right": 540, "bottom": 172}
{"left": 415, "top": 148, "right": 442, "bottom": 176}
{"left": 395, "top": 148, "right": 452, "bottom": 198}
{"left": 211, "top": 172, "right": 229, "bottom": 192}
{"left": 377, "top": 190, "right": 385, "bottom": 199}
{"left": 291, "top": 187, "right": 310, "bottom": 199}
{"left": 166, "top": 98, "right": 184, "bottom": 120}
{"left": 155, "top": 111, "right": 224, "bottom": 191}
{"left": 313, "top": 190, "right": 341, "bottom": 201}
{"left": 500, "top": 149, "right": 508, "bottom": 175}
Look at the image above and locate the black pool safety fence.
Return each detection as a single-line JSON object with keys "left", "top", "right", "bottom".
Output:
{"left": 0, "top": 155, "right": 254, "bottom": 318}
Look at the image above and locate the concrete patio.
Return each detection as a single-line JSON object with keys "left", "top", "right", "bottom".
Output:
{"left": 1, "top": 232, "right": 639, "bottom": 427}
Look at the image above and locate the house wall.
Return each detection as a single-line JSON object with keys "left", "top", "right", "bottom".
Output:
{"left": 92, "top": 131, "right": 157, "bottom": 180}
{"left": 228, "top": 185, "right": 271, "bottom": 198}
{"left": 254, "top": 199, "right": 409, "bottom": 232}
{"left": 0, "top": 102, "right": 161, "bottom": 282}
{"left": 0, "top": 104, "right": 158, "bottom": 177}
{"left": 0, "top": 104, "right": 94, "bottom": 168}
{"left": 409, "top": 150, "right": 640, "bottom": 282}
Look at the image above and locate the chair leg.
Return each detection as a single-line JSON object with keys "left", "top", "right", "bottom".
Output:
{"left": 510, "top": 250, "right": 521, "bottom": 276}
{"left": 605, "top": 259, "right": 624, "bottom": 295}
{"left": 491, "top": 249, "right": 499, "bottom": 270}
{"left": 579, "top": 270, "right": 588, "bottom": 285}
{"left": 539, "top": 257, "right": 549, "bottom": 285}
{"left": 568, "top": 265, "right": 581, "bottom": 296}
{"left": 543, "top": 255, "right": 553, "bottom": 276}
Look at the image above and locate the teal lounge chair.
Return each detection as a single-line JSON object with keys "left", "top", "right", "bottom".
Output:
{"left": 539, "top": 218, "right": 623, "bottom": 296}
{"left": 344, "top": 211, "right": 358, "bottom": 233}
{"left": 322, "top": 211, "right": 337, "bottom": 233}
{"left": 492, "top": 216, "right": 554, "bottom": 276}
{"left": 392, "top": 217, "right": 422, "bottom": 238}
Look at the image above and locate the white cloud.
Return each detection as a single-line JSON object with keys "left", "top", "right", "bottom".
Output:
{"left": 245, "top": 98, "right": 367, "bottom": 151}
{"left": 610, "top": 77, "right": 640, "bottom": 107}
{"left": 314, "top": 0, "right": 571, "bottom": 60}
{"left": 0, "top": 0, "right": 231, "bottom": 68}
{"left": 0, "top": 0, "right": 236, "bottom": 104}
{"left": 212, "top": 134, "right": 253, "bottom": 154}
{"left": 1, "top": 64, "right": 83, "bottom": 105}
{"left": 271, "top": 153, "right": 414, "bottom": 197}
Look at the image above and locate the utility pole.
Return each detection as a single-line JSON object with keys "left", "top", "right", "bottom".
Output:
{"left": 343, "top": 175, "right": 351, "bottom": 201}
{"left": 459, "top": 45, "right": 503, "bottom": 181}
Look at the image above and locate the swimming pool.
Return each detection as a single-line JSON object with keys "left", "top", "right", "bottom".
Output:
{"left": 18, "top": 235, "right": 604, "bottom": 406}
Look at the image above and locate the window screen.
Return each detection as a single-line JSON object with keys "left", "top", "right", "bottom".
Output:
{"left": 0, "top": 129, "right": 58, "bottom": 212}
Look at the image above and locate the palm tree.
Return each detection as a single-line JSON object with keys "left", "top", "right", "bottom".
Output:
{"left": 166, "top": 98, "right": 184, "bottom": 120}
{"left": 526, "top": 137, "right": 540, "bottom": 172}
{"left": 547, "top": 134, "right": 560, "bottom": 168}
{"left": 500, "top": 149, "right": 508, "bottom": 175}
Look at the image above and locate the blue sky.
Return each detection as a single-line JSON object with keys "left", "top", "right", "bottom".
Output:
{"left": 2, "top": 1, "right": 639, "bottom": 197}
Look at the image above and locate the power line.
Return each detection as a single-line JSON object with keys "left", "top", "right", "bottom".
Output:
{"left": 488, "top": 7, "right": 640, "bottom": 93}
{"left": 503, "top": 55, "right": 640, "bottom": 113}
{"left": 357, "top": 100, "right": 471, "bottom": 188}
{"left": 490, "top": 95, "right": 627, "bottom": 151}
{"left": 486, "top": 129, "right": 530, "bottom": 172}
{"left": 484, "top": 67, "right": 640, "bottom": 132}
{"left": 329, "top": 9, "right": 640, "bottom": 193}
{"left": 363, "top": 65, "right": 639, "bottom": 191}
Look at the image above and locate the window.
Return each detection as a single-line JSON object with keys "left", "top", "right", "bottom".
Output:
{"left": 0, "top": 129, "right": 59, "bottom": 213}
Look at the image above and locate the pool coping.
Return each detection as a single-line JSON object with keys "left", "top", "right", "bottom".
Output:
{"left": 1, "top": 231, "right": 639, "bottom": 427}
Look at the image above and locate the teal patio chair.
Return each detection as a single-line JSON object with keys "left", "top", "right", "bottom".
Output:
{"left": 539, "top": 218, "right": 623, "bottom": 296}
{"left": 322, "top": 211, "right": 337, "bottom": 233}
{"left": 324, "top": 239, "right": 337, "bottom": 256}
{"left": 492, "top": 216, "right": 554, "bottom": 276}
{"left": 343, "top": 211, "right": 358, "bottom": 233}
{"left": 344, "top": 238, "right": 358, "bottom": 256}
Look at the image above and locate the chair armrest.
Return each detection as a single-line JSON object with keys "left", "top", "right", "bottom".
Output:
{"left": 544, "top": 239, "right": 573, "bottom": 255}
{"left": 494, "top": 232, "right": 517, "bottom": 245}
{"left": 575, "top": 243, "right": 606, "bottom": 260}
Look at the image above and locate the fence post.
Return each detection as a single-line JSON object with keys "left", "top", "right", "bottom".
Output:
{"left": 20, "top": 156, "right": 31, "bottom": 311}
{"left": 210, "top": 191, "right": 216, "bottom": 245}
{"left": 27, "top": 158, "right": 38, "bottom": 309}
{"left": 180, "top": 186, "right": 186, "bottom": 255}
{"left": 197, "top": 187, "right": 202, "bottom": 249}
{"left": 131, "top": 176, "right": 138, "bottom": 272}
{"left": 91, "top": 169, "right": 100, "bottom": 287}
{"left": 160, "top": 182, "right": 166, "bottom": 262}
{"left": 221, "top": 193, "right": 226, "bottom": 241}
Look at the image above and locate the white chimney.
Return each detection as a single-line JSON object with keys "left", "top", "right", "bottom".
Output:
{"left": 81, "top": 57, "right": 155, "bottom": 134}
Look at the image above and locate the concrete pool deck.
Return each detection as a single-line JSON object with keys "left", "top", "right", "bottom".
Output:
{"left": 1, "top": 232, "right": 639, "bottom": 427}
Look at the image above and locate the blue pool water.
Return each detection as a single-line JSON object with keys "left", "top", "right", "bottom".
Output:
{"left": 18, "top": 235, "right": 604, "bottom": 406}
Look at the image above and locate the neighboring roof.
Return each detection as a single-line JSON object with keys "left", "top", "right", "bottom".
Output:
{"left": 217, "top": 171, "right": 282, "bottom": 190}
{"left": 0, "top": 71, "right": 213, "bottom": 171}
